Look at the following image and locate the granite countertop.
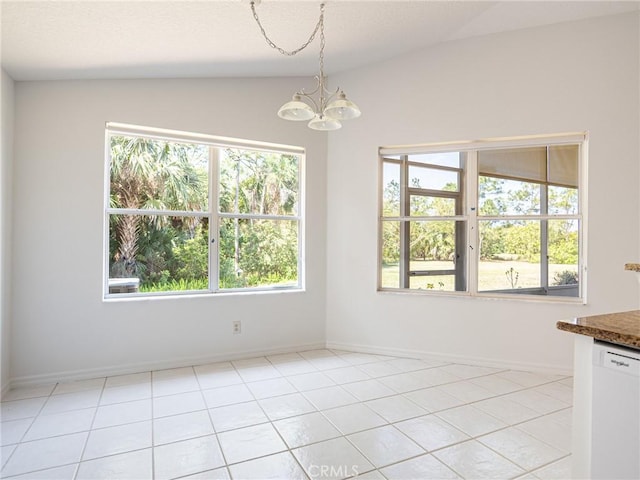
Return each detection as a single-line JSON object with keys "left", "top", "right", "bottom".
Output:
{"left": 624, "top": 263, "right": 640, "bottom": 272}
{"left": 557, "top": 310, "right": 640, "bottom": 349}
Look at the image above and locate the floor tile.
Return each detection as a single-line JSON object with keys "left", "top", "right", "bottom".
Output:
{"left": 153, "top": 435, "right": 224, "bottom": 480}
{"left": 433, "top": 440, "right": 524, "bottom": 479}
{"left": 470, "top": 374, "right": 523, "bottom": 395}
{"left": 380, "top": 453, "right": 460, "bottom": 479}
{"left": 40, "top": 390, "right": 101, "bottom": 415}
{"left": 1, "top": 418, "right": 32, "bottom": 446}
{"left": 286, "top": 372, "right": 335, "bottom": 392}
{"left": 23, "top": 408, "right": 95, "bottom": 441}
{"left": 302, "top": 385, "right": 358, "bottom": 410}
{"left": 357, "top": 362, "right": 402, "bottom": 378}
{"left": 379, "top": 372, "right": 431, "bottom": 393}
{"left": 218, "top": 423, "right": 287, "bottom": 464}
{"left": 337, "top": 353, "right": 384, "bottom": 366}
{"left": 497, "top": 371, "right": 563, "bottom": 388}
{"left": 153, "top": 390, "right": 207, "bottom": 418}
{"left": 516, "top": 416, "right": 572, "bottom": 453}
{"left": 545, "top": 407, "right": 572, "bottom": 427}
{"left": 266, "top": 352, "right": 305, "bottom": 364}
{"left": 0, "top": 385, "right": 55, "bottom": 402}
{"left": 365, "top": 395, "right": 427, "bottom": 422}
{"left": 385, "top": 358, "right": 435, "bottom": 373}
{"left": 353, "top": 470, "right": 386, "bottom": 479}
{"left": 271, "top": 358, "right": 318, "bottom": 376}
{"left": 532, "top": 382, "right": 573, "bottom": 404}
{"left": 531, "top": 455, "right": 572, "bottom": 480}
{"left": 1, "top": 444, "right": 16, "bottom": 468}
{"left": 293, "top": 437, "right": 374, "bottom": 480}
{"left": 273, "top": 412, "right": 341, "bottom": 449}
{"left": 194, "top": 363, "right": 243, "bottom": 390}
{"left": 439, "top": 364, "right": 502, "bottom": 379}
{"left": 348, "top": 425, "right": 424, "bottom": 468}
{"left": 306, "top": 356, "right": 350, "bottom": 371}
{"left": 100, "top": 383, "right": 151, "bottom": 405}
{"left": 436, "top": 405, "right": 507, "bottom": 437}
{"left": 479, "top": 427, "right": 564, "bottom": 471}
{"left": 0, "top": 398, "right": 47, "bottom": 422}
{"left": 52, "top": 378, "right": 105, "bottom": 395}
{"left": 92, "top": 399, "right": 151, "bottom": 429}
{"left": 235, "top": 365, "right": 282, "bottom": 383}
{"left": 202, "top": 384, "right": 253, "bottom": 409}
{"left": 83, "top": 420, "right": 152, "bottom": 460}
{"left": 228, "top": 451, "right": 307, "bottom": 480}
{"left": 179, "top": 466, "right": 230, "bottom": 479}
{"left": 208, "top": 401, "right": 268, "bottom": 432}
{"left": 439, "top": 380, "right": 495, "bottom": 403}
{"left": 1, "top": 432, "right": 87, "bottom": 477}
{"left": 506, "top": 390, "right": 570, "bottom": 415}
{"left": 152, "top": 366, "right": 197, "bottom": 381}
{"left": 322, "top": 403, "right": 386, "bottom": 435}
{"left": 323, "top": 366, "right": 370, "bottom": 385}
{"left": 473, "top": 395, "right": 540, "bottom": 425}
{"left": 76, "top": 448, "right": 151, "bottom": 480}
{"left": 3, "top": 463, "right": 78, "bottom": 479}
{"left": 341, "top": 379, "right": 396, "bottom": 401}
{"left": 152, "top": 376, "right": 200, "bottom": 397}
{"left": 259, "top": 393, "right": 316, "bottom": 421}
{"left": 299, "top": 349, "right": 336, "bottom": 360}
{"left": 104, "top": 372, "right": 151, "bottom": 388}
{"left": 410, "top": 367, "right": 461, "bottom": 387}
{"left": 246, "top": 377, "right": 296, "bottom": 399}
{"left": 153, "top": 410, "right": 214, "bottom": 445}
{"left": 232, "top": 357, "right": 271, "bottom": 368}
{"left": 404, "top": 387, "right": 464, "bottom": 413}
{"left": 395, "top": 414, "right": 469, "bottom": 451}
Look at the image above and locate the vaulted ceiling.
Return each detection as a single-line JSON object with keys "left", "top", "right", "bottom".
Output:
{"left": 2, "top": 0, "right": 638, "bottom": 81}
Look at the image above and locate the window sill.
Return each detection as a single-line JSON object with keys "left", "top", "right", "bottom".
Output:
{"left": 103, "top": 287, "right": 305, "bottom": 303}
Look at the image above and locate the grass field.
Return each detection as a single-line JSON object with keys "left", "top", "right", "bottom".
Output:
{"left": 381, "top": 260, "right": 578, "bottom": 292}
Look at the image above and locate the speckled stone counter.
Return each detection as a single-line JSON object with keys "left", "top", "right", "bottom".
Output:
{"left": 557, "top": 310, "right": 640, "bottom": 349}
{"left": 624, "top": 263, "right": 640, "bottom": 272}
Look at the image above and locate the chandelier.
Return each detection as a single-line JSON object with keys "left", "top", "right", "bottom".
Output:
{"left": 249, "top": 1, "right": 361, "bottom": 131}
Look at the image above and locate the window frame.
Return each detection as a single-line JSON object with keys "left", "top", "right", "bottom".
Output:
{"left": 103, "top": 122, "right": 305, "bottom": 299}
{"left": 378, "top": 132, "right": 588, "bottom": 303}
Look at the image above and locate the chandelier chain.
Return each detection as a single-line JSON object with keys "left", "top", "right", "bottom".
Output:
{"left": 250, "top": 1, "right": 325, "bottom": 57}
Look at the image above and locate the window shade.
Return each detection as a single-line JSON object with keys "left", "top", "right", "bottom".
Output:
{"left": 549, "top": 145, "right": 579, "bottom": 188}
{"left": 478, "top": 145, "right": 579, "bottom": 187}
{"left": 478, "top": 147, "right": 547, "bottom": 183}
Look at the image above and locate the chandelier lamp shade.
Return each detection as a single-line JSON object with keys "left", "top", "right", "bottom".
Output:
{"left": 249, "top": 1, "right": 361, "bottom": 131}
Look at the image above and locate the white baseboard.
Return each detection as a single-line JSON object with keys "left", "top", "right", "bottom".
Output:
{"left": 7, "top": 340, "right": 573, "bottom": 391}
{"left": 326, "top": 341, "right": 574, "bottom": 376}
{"left": 8, "top": 342, "right": 326, "bottom": 389}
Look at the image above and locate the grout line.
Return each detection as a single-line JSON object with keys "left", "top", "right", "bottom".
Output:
{"left": 1, "top": 350, "right": 574, "bottom": 479}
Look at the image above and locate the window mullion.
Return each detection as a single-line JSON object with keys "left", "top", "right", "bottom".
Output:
{"left": 467, "top": 151, "right": 479, "bottom": 295}
{"left": 210, "top": 147, "right": 220, "bottom": 292}
{"left": 400, "top": 156, "right": 410, "bottom": 288}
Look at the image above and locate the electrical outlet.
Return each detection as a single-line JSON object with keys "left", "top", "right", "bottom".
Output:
{"left": 233, "top": 320, "right": 241, "bottom": 334}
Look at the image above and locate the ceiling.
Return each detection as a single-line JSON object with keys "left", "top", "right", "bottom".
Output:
{"left": 1, "top": 0, "right": 638, "bottom": 81}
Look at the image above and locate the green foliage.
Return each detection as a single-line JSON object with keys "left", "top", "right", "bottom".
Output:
{"left": 109, "top": 138, "right": 300, "bottom": 292}
{"left": 552, "top": 270, "right": 579, "bottom": 285}
{"left": 140, "top": 278, "right": 208, "bottom": 293}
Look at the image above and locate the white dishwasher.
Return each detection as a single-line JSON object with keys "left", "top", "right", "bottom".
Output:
{"left": 591, "top": 341, "right": 640, "bottom": 479}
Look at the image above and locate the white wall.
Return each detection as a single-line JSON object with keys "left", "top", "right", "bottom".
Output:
{"left": 1, "top": 69, "right": 15, "bottom": 392}
{"left": 326, "top": 13, "right": 640, "bottom": 373}
{"left": 11, "top": 78, "right": 327, "bottom": 384}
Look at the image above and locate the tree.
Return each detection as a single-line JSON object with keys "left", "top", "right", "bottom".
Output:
{"left": 109, "top": 136, "right": 208, "bottom": 277}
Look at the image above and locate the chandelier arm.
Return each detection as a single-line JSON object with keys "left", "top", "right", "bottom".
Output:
{"left": 250, "top": 1, "right": 325, "bottom": 57}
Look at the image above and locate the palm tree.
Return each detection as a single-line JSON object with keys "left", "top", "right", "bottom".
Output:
{"left": 109, "top": 136, "right": 208, "bottom": 277}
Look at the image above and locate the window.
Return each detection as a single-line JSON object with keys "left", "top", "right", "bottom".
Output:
{"left": 379, "top": 133, "right": 585, "bottom": 301}
{"left": 104, "top": 124, "right": 303, "bottom": 297}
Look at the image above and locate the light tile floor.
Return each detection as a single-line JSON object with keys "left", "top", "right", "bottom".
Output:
{"left": 0, "top": 349, "right": 573, "bottom": 479}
